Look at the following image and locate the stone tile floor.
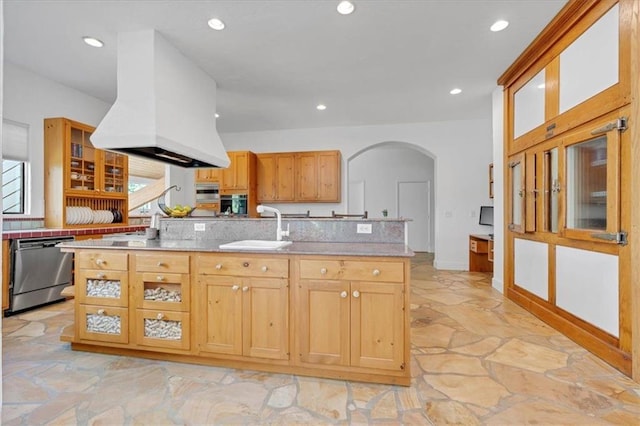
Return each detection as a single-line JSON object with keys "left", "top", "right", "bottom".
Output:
{"left": 2, "top": 253, "right": 640, "bottom": 424}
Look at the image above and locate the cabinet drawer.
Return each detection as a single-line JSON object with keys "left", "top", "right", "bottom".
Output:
{"left": 470, "top": 239, "right": 488, "bottom": 254}
{"left": 76, "top": 269, "right": 128, "bottom": 307}
{"left": 135, "top": 309, "right": 190, "bottom": 350}
{"left": 76, "top": 252, "right": 128, "bottom": 270}
{"left": 299, "top": 260, "right": 404, "bottom": 282}
{"left": 78, "top": 304, "right": 129, "bottom": 344}
{"left": 197, "top": 255, "right": 289, "bottom": 278}
{"left": 135, "top": 253, "right": 190, "bottom": 274}
{"left": 135, "top": 272, "right": 190, "bottom": 312}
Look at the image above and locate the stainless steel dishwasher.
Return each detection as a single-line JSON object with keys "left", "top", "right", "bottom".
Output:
{"left": 7, "top": 236, "right": 74, "bottom": 315}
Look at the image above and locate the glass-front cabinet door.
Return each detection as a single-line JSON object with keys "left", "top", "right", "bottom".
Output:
{"left": 101, "top": 151, "right": 128, "bottom": 195}
{"left": 508, "top": 152, "right": 526, "bottom": 234}
{"left": 68, "top": 125, "right": 97, "bottom": 193}
{"left": 560, "top": 112, "right": 624, "bottom": 244}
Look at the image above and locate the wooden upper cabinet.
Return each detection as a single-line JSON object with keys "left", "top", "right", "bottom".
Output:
{"left": 44, "top": 117, "right": 129, "bottom": 229}
{"left": 257, "top": 153, "right": 295, "bottom": 202}
{"left": 195, "top": 168, "right": 222, "bottom": 183}
{"left": 295, "top": 150, "right": 341, "bottom": 202}
{"left": 222, "top": 151, "right": 253, "bottom": 191}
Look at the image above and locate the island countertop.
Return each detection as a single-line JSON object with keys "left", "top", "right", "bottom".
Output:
{"left": 57, "top": 239, "right": 414, "bottom": 257}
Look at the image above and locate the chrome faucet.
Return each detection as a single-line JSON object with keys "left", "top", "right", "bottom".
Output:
{"left": 257, "top": 205, "right": 290, "bottom": 241}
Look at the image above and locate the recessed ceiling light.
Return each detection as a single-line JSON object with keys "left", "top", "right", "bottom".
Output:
{"left": 490, "top": 20, "right": 509, "bottom": 32}
{"left": 316, "top": 104, "right": 327, "bottom": 111}
{"left": 82, "top": 36, "right": 104, "bottom": 48}
{"left": 337, "top": 1, "right": 355, "bottom": 15}
{"left": 449, "top": 88, "right": 462, "bottom": 95}
{"left": 208, "top": 18, "right": 225, "bottom": 30}
{"left": 215, "top": 113, "right": 220, "bottom": 118}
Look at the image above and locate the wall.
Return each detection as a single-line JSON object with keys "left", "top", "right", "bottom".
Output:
{"left": 3, "top": 62, "right": 110, "bottom": 218}
{"left": 221, "top": 119, "right": 493, "bottom": 270}
{"left": 349, "top": 145, "right": 434, "bottom": 251}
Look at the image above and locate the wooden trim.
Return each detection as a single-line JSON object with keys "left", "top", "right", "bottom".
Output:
{"left": 545, "top": 57, "right": 560, "bottom": 120}
{"left": 629, "top": 0, "right": 640, "bottom": 381}
{"left": 507, "top": 287, "right": 631, "bottom": 376}
{"left": 498, "top": 0, "right": 613, "bottom": 87}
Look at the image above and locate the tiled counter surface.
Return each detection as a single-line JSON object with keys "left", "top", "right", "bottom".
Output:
{"left": 2, "top": 225, "right": 147, "bottom": 240}
{"left": 57, "top": 239, "right": 414, "bottom": 257}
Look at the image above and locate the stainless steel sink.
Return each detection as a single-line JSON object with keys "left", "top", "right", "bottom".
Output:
{"left": 218, "top": 240, "right": 292, "bottom": 250}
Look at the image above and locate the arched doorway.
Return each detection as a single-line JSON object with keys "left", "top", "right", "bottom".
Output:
{"left": 347, "top": 142, "right": 435, "bottom": 252}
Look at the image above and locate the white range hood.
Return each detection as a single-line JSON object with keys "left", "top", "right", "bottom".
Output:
{"left": 91, "top": 30, "right": 230, "bottom": 168}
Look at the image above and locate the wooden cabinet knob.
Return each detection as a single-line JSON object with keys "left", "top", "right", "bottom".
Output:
{"left": 352, "top": 290, "right": 360, "bottom": 298}
{"left": 97, "top": 309, "right": 105, "bottom": 315}
{"left": 232, "top": 285, "right": 240, "bottom": 291}
{"left": 261, "top": 265, "right": 268, "bottom": 272}
{"left": 243, "top": 262, "right": 250, "bottom": 268}
{"left": 340, "top": 291, "right": 348, "bottom": 298}
{"left": 156, "top": 275, "right": 164, "bottom": 281}
{"left": 242, "top": 286, "right": 249, "bottom": 292}
{"left": 96, "top": 273, "right": 106, "bottom": 279}
{"left": 157, "top": 262, "right": 165, "bottom": 267}
{"left": 157, "top": 313, "right": 164, "bottom": 320}
{"left": 215, "top": 264, "right": 223, "bottom": 270}
{"left": 320, "top": 268, "right": 327, "bottom": 275}
{"left": 96, "top": 258, "right": 105, "bottom": 265}
{"left": 372, "top": 269, "right": 381, "bottom": 276}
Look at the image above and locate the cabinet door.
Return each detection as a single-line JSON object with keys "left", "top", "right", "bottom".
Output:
{"left": 198, "top": 275, "right": 243, "bottom": 355}
{"left": 68, "top": 124, "right": 98, "bottom": 193}
{"left": 316, "top": 151, "right": 340, "bottom": 201}
{"left": 257, "top": 154, "right": 276, "bottom": 201}
{"left": 233, "top": 152, "right": 249, "bottom": 190}
{"left": 100, "top": 151, "right": 128, "bottom": 195}
{"left": 134, "top": 272, "right": 190, "bottom": 312}
{"left": 275, "top": 153, "right": 296, "bottom": 201}
{"left": 350, "top": 281, "right": 404, "bottom": 371}
{"left": 298, "top": 279, "right": 350, "bottom": 366}
{"left": 135, "top": 309, "right": 190, "bottom": 350}
{"left": 243, "top": 277, "right": 289, "bottom": 360}
{"left": 295, "top": 152, "right": 318, "bottom": 201}
{"left": 78, "top": 304, "right": 129, "bottom": 344}
{"left": 76, "top": 269, "right": 128, "bottom": 307}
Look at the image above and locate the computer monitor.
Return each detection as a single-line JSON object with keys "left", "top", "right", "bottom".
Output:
{"left": 479, "top": 206, "right": 494, "bottom": 226}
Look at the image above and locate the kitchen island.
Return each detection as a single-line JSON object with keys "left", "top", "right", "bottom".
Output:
{"left": 58, "top": 226, "right": 413, "bottom": 386}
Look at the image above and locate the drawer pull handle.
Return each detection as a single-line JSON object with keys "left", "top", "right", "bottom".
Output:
{"left": 372, "top": 269, "right": 381, "bottom": 276}
{"left": 243, "top": 262, "right": 250, "bottom": 268}
{"left": 215, "top": 264, "right": 223, "bottom": 270}
{"left": 353, "top": 290, "right": 360, "bottom": 298}
{"left": 320, "top": 268, "right": 327, "bottom": 275}
{"left": 96, "top": 258, "right": 105, "bottom": 265}
{"left": 261, "top": 266, "right": 268, "bottom": 272}
{"left": 242, "top": 286, "right": 249, "bottom": 292}
{"left": 97, "top": 309, "right": 105, "bottom": 315}
{"left": 340, "top": 291, "right": 348, "bottom": 298}
{"left": 157, "top": 313, "right": 164, "bottom": 320}
{"left": 96, "top": 273, "right": 106, "bottom": 279}
{"left": 232, "top": 285, "right": 240, "bottom": 291}
{"left": 156, "top": 275, "right": 164, "bottom": 281}
{"left": 157, "top": 262, "right": 165, "bottom": 267}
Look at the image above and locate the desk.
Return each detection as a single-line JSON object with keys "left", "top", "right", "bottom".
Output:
{"left": 469, "top": 234, "right": 493, "bottom": 272}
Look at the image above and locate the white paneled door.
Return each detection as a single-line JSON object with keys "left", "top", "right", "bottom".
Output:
{"left": 398, "top": 181, "right": 430, "bottom": 252}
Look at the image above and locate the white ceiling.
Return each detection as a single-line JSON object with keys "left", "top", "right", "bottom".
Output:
{"left": 4, "top": 0, "right": 566, "bottom": 133}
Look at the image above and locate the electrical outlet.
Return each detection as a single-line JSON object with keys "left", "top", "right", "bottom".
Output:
{"left": 194, "top": 223, "right": 206, "bottom": 232}
{"left": 357, "top": 223, "right": 372, "bottom": 234}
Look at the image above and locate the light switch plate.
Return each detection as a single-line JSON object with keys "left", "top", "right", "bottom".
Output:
{"left": 357, "top": 223, "right": 372, "bottom": 234}
{"left": 194, "top": 223, "right": 206, "bottom": 232}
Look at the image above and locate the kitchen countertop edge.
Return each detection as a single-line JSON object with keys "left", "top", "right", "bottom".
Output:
{"left": 57, "top": 239, "right": 414, "bottom": 257}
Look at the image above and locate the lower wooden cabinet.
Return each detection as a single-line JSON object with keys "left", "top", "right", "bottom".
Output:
{"left": 297, "top": 278, "right": 405, "bottom": 371}
{"left": 78, "top": 304, "right": 129, "bottom": 344}
{"left": 197, "top": 275, "right": 289, "bottom": 360}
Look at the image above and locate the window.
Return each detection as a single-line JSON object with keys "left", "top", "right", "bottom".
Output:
{"left": 2, "top": 160, "right": 25, "bottom": 213}
{"left": 2, "top": 119, "right": 29, "bottom": 214}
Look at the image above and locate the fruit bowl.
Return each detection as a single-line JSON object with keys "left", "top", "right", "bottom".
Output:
{"left": 156, "top": 185, "right": 196, "bottom": 218}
